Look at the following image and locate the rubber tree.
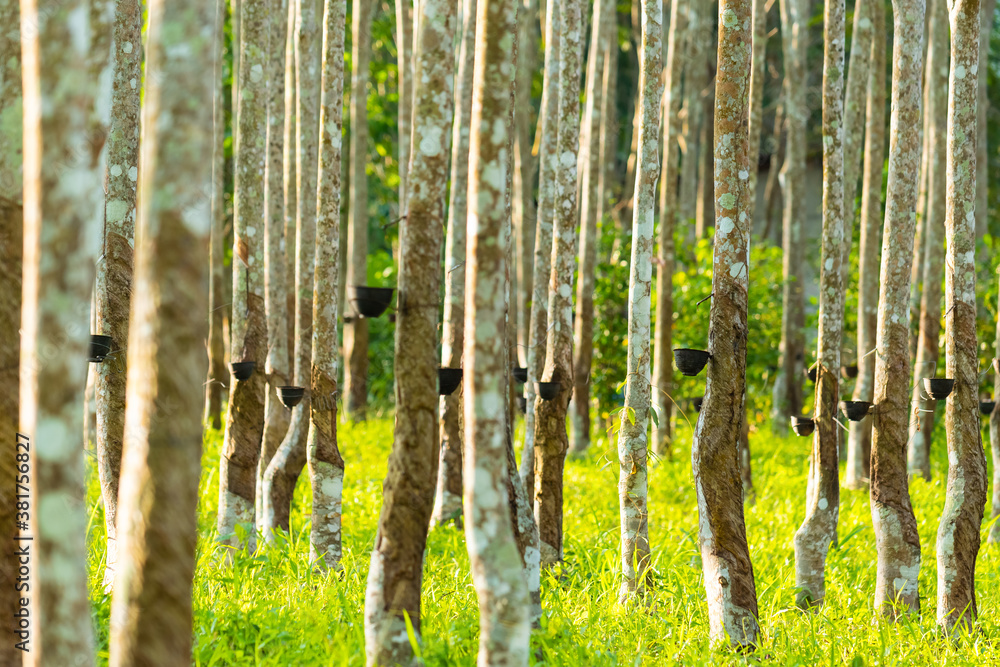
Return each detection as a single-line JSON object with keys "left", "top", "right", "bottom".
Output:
{"left": 617, "top": 0, "right": 661, "bottom": 603}
{"left": 908, "top": 0, "right": 949, "bottom": 481}
{"left": 257, "top": 0, "right": 293, "bottom": 533}
{"left": 0, "top": 1, "right": 22, "bottom": 658}
{"left": 793, "top": 0, "right": 844, "bottom": 610}
{"left": 678, "top": 0, "right": 709, "bottom": 227}
{"left": 532, "top": 0, "right": 580, "bottom": 566}
{"left": 870, "top": 0, "right": 925, "bottom": 619}
{"left": 521, "top": 0, "right": 559, "bottom": 497}
{"left": 343, "top": 0, "right": 374, "bottom": 421}
{"left": 283, "top": 0, "right": 297, "bottom": 369}
{"left": 363, "top": 1, "right": 455, "bottom": 662}
{"left": 936, "top": 0, "right": 987, "bottom": 635}
{"left": 260, "top": 0, "right": 321, "bottom": 541}
{"left": 514, "top": 0, "right": 538, "bottom": 364}
{"left": 218, "top": 0, "right": 269, "bottom": 548}
{"left": 570, "top": 0, "right": 613, "bottom": 455}
{"left": 841, "top": 0, "right": 872, "bottom": 281}
{"left": 771, "top": 0, "right": 806, "bottom": 431}
{"left": 846, "top": 0, "right": 886, "bottom": 490}
{"left": 306, "top": 0, "right": 347, "bottom": 573}
{"left": 107, "top": 0, "right": 214, "bottom": 661}
{"left": 396, "top": 0, "right": 413, "bottom": 212}
{"left": 433, "top": 0, "right": 477, "bottom": 528}
{"left": 463, "top": 0, "right": 531, "bottom": 660}
{"left": 19, "top": 0, "right": 111, "bottom": 662}
{"left": 975, "top": 0, "right": 995, "bottom": 244}
{"left": 206, "top": 0, "right": 228, "bottom": 431}
{"left": 692, "top": 0, "right": 759, "bottom": 648}
{"left": 651, "top": 0, "right": 686, "bottom": 459}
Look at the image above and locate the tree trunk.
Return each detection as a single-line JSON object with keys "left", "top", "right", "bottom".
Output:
{"left": 746, "top": 0, "right": 767, "bottom": 234}
{"left": 846, "top": 0, "right": 886, "bottom": 491}
{"left": 0, "top": 1, "right": 22, "bottom": 658}
{"left": 908, "top": 0, "right": 948, "bottom": 481}
{"left": 937, "top": 0, "right": 987, "bottom": 635}
{"left": 464, "top": 0, "right": 532, "bottom": 661}
{"left": 206, "top": 0, "right": 228, "bottom": 431}
{"left": 305, "top": 0, "right": 347, "bottom": 574}
{"left": 570, "top": 0, "right": 612, "bottom": 456}
{"left": 257, "top": 0, "right": 293, "bottom": 535}
{"left": 678, "top": 0, "right": 708, "bottom": 228}
{"left": 651, "top": 0, "right": 687, "bottom": 459}
{"left": 514, "top": 0, "right": 538, "bottom": 367}
{"left": 106, "top": 0, "right": 213, "bottom": 662}
{"left": 18, "top": 1, "right": 111, "bottom": 662}
{"left": 521, "top": 0, "right": 560, "bottom": 500}
{"left": 617, "top": 0, "right": 661, "bottom": 602}
{"left": 597, "top": 18, "right": 618, "bottom": 247}
{"left": 396, "top": 0, "right": 413, "bottom": 213}
{"left": 693, "top": 0, "right": 759, "bottom": 647}
{"left": 218, "top": 0, "right": 270, "bottom": 549}
{"left": 695, "top": 85, "right": 715, "bottom": 238}
{"left": 344, "top": 0, "right": 374, "bottom": 421}
{"left": 261, "top": 0, "right": 320, "bottom": 542}
{"left": 793, "top": 0, "right": 843, "bottom": 610}
{"left": 433, "top": 0, "right": 477, "bottom": 529}
{"left": 975, "top": 0, "right": 994, "bottom": 246}
{"left": 870, "top": 0, "right": 925, "bottom": 619}
{"left": 283, "top": 0, "right": 298, "bottom": 372}
{"left": 989, "top": 269, "right": 1000, "bottom": 545}
{"left": 761, "top": 97, "right": 784, "bottom": 243}
{"left": 363, "top": 2, "right": 455, "bottom": 663}
{"left": 533, "top": 0, "right": 580, "bottom": 566}
{"left": 772, "top": 0, "right": 806, "bottom": 432}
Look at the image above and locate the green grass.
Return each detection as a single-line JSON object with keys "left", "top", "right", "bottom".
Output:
{"left": 85, "top": 414, "right": 1000, "bottom": 665}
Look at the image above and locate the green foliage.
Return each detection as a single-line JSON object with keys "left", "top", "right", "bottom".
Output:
{"left": 86, "top": 416, "right": 1000, "bottom": 665}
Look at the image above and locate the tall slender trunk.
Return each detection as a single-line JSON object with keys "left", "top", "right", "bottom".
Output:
{"left": 597, "top": 18, "right": 618, "bottom": 239}
{"left": 989, "top": 268, "right": 1000, "bottom": 545}
{"left": 695, "top": 82, "right": 716, "bottom": 238}
{"left": 793, "top": 0, "right": 843, "bottom": 609}
{"left": 570, "top": 0, "right": 612, "bottom": 456}
{"left": 433, "top": 0, "right": 477, "bottom": 529}
{"left": 532, "top": 0, "right": 580, "bottom": 565}
{"left": 975, "top": 0, "right": 994, "bottom": 247}
{"left": 870, "top": 0, "right": 925, "bottom": 619}
{"left": 514, "top": 0, "right": 538, "bottom": 366}
{"left": 261, "top": 0, "right": 320, "bottom": 542}
{"left": 937, "top": 0, "right": 986, "bottom": 635}
{"left": 218, "top": 0, "right": 270, "bottom": 548}
{"left": 761, "top": 97, "right": 784, "bottom": 243}
{"left": 464, "top": 0, "right": 532, "bottom": 661}
{"left": 617, "top": 0, "right": 661, "bottom": 602}
{"left": 693, "top": 0, "right": 759, "bottom": 647}
{"left": 772, "top": 0, "right": 806, "bottom": 432}
{"left": 344, "top": 0, "right": 374, "bottom": 421}
{"left": 107, "top": 0, "right": 213, "bottom": 661}
{"left": 19, "top": 1, "right": 111, "bottom": 662}
{"left": 841, "top": 0, "right": 872, "bottom": 295}
{"left": 284, "top": 0, "right": 298, "bottom": 372}
{"left": 258, "top": 0, "right": 293, "bottom": 534}
{"left": 678, "top": 0, "right": 708, "bottom": 228}
{"left": 908, "top": 0, "right": 948, "bottom": 481}
{"left": 0, "top": 1, "right": 23, "bottom": 659}
{"left": 207, "top": 0, "right": 228, "bottom": 431}
{"left": 846, "top": 0, "right": 886, "bottom": 491}
{"left": 396, "top": 0, "right": 413, "bottom": 213}
{"left": 521, "top": 0, "right": 560, "bottom": 499}
{"left": 364, "top": 2, "right": 455, "bottom": 663}
{"left": 651, "top": 0, "right": 687, "bottom": 459}
{"left": 307, "top": 0, "right": 347, "bottom": 574}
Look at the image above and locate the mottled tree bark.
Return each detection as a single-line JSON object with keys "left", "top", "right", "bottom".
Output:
{"left": 532, "top": 0, "right": 579, "bottom": 566}
{"left": 433, "top": 0, "right": 477, "bottom": 529}
{"left": 651, "top": 0, "right": 686, "bottom": 459}
{"left": 344, "top": 0, "right": 374, "bottom": 421}
{"left": 521, "top": 0, "right": 559, "bottom": 498}
{"left": 18, "top": 1, "right": 110, "bottom": 663}
{"left": 617, "top": 0, "right": 661, "bottom": 602}
{"left": 975, "top": 0, "right": 994, "bottom": 246}
{"left": 396, "top": 0, "right": 413, "bottom": 213}
{"left": 257, "top": 0, "right": 293, "bottom": 534}
{"left": 219, "top": 0, "right": 269, "bottom": 548}
{"left": 846, "top": 0, "right": 886, "bottom": 491}
{"left": 0, "top": 1, "right": 22, "bottom": 659}
{"left": 464, "top": 0, "right": 532, "bottom": 661}
{"left": 107, "top": 1, "right": 213, "bottom": 662}
{"left": 908, "top": 0, "right": 948, "bottom": 481}
{"left": 746, "top": 0, "right": 767, "bottom": 227}
{"left": 283, "top": 0, "right": 298, "bottom": 370}
{"left": 570, "top": 0, "right": 612, "bottom": 455}
{"left": 793, "top": 0, "right": 843, "bottom": 610}
{"left": 364, "top": 2, "right": 455, "bottom": 663}
{"left": 678, "top": 0, "right": 708, "bottom": 228}
{"left": 261, "top": 0, "right": 320, "bottom": 542}
{"left": 693, "top": 0, "right": 758, "bottom": 647}
{"left": 937, "top": 0, "right": 986, "bottom": 636}
{"left": 514, "top": 0, "right": 538, "bottom": 366}
{"left": 772, "top": 0, "right": 806, "bottom": 431}
{"left": 870, "top": 0, "right": 925, "bottom": 619}
{"left": 307, "top": 0, "right": 347, "bottom": 574}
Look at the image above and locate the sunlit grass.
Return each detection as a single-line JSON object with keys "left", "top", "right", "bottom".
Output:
{"left": 85, "top": 412, "right": 1000, "bottom": 665}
